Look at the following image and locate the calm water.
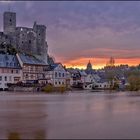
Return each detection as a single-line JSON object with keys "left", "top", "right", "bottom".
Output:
{"left": 0, "top": 91, "right": 140, "bottom": 139}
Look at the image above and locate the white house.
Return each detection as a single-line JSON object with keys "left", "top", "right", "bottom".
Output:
{"left": 83, "top": 74, "right": 93, "bottom": 90}
{"left": 45, "top": 63, "right": 67, "bottom": 87}
{"left": 0, "top": 54, "right": 22, "bottom": 90}
{"left": 85, "top": 74, "right": 96, "bottom": 83}
{"left": 94, "top": 80, "right": 111, "bottom": 89}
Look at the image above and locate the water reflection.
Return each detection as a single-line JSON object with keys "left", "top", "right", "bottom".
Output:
{"left": 1, "top": 92, "right": 140, "bottom": 139}
{"left": 8, "top": 132, "right": 20, "bottom": 140}
{"left": 8, "top": 130, "right": 46, "bottom": 140}
{"left": 0, "top": 94, "right": 48, "bottom": 139}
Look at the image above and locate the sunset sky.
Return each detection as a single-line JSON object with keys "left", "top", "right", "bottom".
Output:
{"left": 0, "top": 1, "right": 140, "bottom": 69}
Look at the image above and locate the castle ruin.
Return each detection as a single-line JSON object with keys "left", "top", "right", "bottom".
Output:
{"left": 0, "top": 11, "right": 48, "bottom": 64}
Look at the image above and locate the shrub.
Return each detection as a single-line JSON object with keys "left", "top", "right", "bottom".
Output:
{"left": 59, "top": 86, "right": 66, "bottom": 93}
{"left": 42, "top": 84, "right": 53, "bottom": 93}
{"left": 42, "top": 84, "right": 67, "bottom": 93}
{"left": 127, "top": 75, "right": 140, "bottom": 91}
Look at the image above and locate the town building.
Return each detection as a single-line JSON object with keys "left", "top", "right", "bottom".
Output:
{"left": 67, "top": 69, "right": 82, "bottom": 88}
{"left": 45, "top": 63, "right": 67, "bottom": 87}
{"left": 16, "top": 53, "right": 48, "bottom": 83}
{"left": 93, "top": 80, "right": 111, "bottom": 89}
{"left": 0, "top": 54, "right": 22, "bottom": 90}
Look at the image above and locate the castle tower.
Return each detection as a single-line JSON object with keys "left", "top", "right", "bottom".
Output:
{"left": 33, "top": 22, "right": 48, "bottom": 64}
{"left": 33, "top": 22, "right": 46, "bottom": 54}
{"left": 3, "top": 11, "right": 16, "bottom": 35}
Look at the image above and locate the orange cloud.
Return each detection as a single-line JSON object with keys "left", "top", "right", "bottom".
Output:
{"left": 63, "top": 57, "right": 140, "bottom": 69}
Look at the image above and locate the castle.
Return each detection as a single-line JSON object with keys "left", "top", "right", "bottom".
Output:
{"left": 0, "top": 11, "right": 48, "bottom": 64}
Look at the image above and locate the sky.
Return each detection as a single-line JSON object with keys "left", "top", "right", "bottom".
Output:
{"left": 0, "top": 1, "right": 140, "bottom": 69}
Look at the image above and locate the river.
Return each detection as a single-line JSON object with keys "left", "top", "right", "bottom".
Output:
{"left": 0, "top": 91, "right": 140, "bottom": 139}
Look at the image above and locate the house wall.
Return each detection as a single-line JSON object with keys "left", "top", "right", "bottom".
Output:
{"left": 22, "top": 64, "right": 46, "bottom": 81}
{"left": 0, "top": 68, "right": 22, "bottom": 90}
{"left": 95, "top": 82, "right": 110, "bottom": 89}
{"left": 85, "top": 74, "right": 96, "bottom": 83}
{"left": 45, "top": 64, "right": 67, "bottom": 87}
{"left": 83, "top": 84, "right": 93, "bottom": 90}
{"left": 53, "top": 70, "right": 66, "bottom": 87}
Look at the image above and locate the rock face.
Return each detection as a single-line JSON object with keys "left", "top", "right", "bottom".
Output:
{"left": 0, "top": 11, "right": 48, "bottom": 64}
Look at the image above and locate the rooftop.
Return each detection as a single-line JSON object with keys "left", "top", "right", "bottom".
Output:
{"left": 18, "top": 53, "right": 46, "bottom": 66}
{"left": 0, "top": 54, "right": 21, "bottom": 69}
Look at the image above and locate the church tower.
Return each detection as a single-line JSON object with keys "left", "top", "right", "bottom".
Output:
{"left": 86, "top": 60, "right": 92, "bottom": 71}
{"left": 3, "top": 11, "right": 16, "bottom": 35}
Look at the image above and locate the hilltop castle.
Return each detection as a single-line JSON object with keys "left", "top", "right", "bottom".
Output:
{"left": 0, "top": 11, "right": 48, "bottom": 64}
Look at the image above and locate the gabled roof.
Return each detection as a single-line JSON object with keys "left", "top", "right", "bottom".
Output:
{"left": 46, "top": 63, "right": 65, "bottom": 71}
{"left": 18, "top": 53, "right": 46, "bottom": 66}
{"left": 50, "top": 63, "right": 59, "bottom": 69}
{"left": 79, "top": 70, "right": 87, "bottom": 76}
{"left": 0, "top": 54, "right": 21, "bottom": 69}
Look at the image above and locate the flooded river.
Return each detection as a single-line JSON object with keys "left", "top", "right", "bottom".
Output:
{"left": 0, "top": 91, "right": 140, "bottom": 139}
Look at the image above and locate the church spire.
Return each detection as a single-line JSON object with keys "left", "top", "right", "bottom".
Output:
{"left": 86, "top": 60, "right": 92, "bottom": 71}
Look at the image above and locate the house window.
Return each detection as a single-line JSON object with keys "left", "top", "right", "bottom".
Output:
{"left": 55, "top": 72, "right": 57, "bottom": 78}
{"left": 5, "top": 76, "right": 7, "bottom": 81}
{"left": 16, "top": 70, "right": 19, "bottom": 73}
{"left": 29, "top": 40, "right": 31, "bottom": 44}
{"left": 26, "top": 74, "right": 28, "bottom": 78}
{"left": 59, "top": 73, "right": 61, "bottom": 77}
{"left": 30, "top": 66, "right": 33, "bottom": 71}
{"left": 14, "top": 77, "right": 20, "bottom": 82}
{"left": 62, "top": 73, "right": 65, "bottom": 77}
{"left": 55, "top": 81, "right": 57, "bottom": 85}
{"left": 6, "top": 62, "right": 8, "bottom": 66}
{"left": 59, "top": 81, "right": 61, "bottom": 85}
{"left": 0, "top": 76, "right": 2, "bottom": 81}
{"left": 11, "top": 70, "right": 13, "bottom": 73}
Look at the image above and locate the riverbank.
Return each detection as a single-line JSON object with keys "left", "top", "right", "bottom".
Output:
{"left": 1, "top": 89, "right": 140, "bottom": 96}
